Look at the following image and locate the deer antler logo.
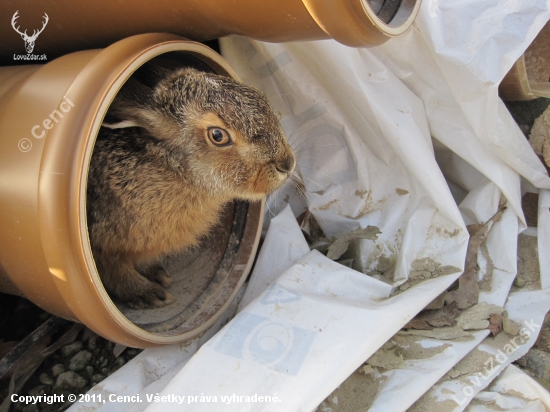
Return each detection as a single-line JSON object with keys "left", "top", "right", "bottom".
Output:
{"left": 11, "top": 11, "right": 49, "bottom": 54}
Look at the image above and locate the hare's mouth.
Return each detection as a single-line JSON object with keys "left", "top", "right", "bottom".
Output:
{"left": 245, "top": 165, "right": 290, "bottom": 198}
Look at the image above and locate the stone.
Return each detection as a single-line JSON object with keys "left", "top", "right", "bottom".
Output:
{"left": 58, "top": 401, "right": 74, "bottom": 412}
{"left": 360, "top": 364, "right": 375, "bottom": 375}
{"left": 518, "top": 349, "right": 550, "bottom": 381}
{"left": 514, "top": 277, "right": 526, "bottom": 287}
{"left": 39, "top": 372, "right": 54, "bottom": 385}
{"left": 22, "top": 404, "right": 39, "bottom": 412}
{"left": 51, "top": 364, "right": 65, "bottom": 377}
{"left": 69, "top": 350, "right": 92, "bottom": 372}
{"left": 409, "top": 270, "right": 431, "bottom": 279}
{"left": 86, "top": 334, "right": 98, "bottom": 351}
{"left": 54, "top": 371, "right": 87, "bottom": 391}
{"left": 91, "top": 374, "right": 106, "bottom": 385}
{"left": 503, "top": 318, "right": 521, "bottom": 336}
{"left": 462, "top": 319, "right": 490, "bottom": 330}
{"left": 60, "top": 341, "right": 83, "bottom": 358}
{"left": 28, "top": 384, "right": 49, "bottom": 397}
{"left": 84, "top": 365, "right": 95, "bottom": 378}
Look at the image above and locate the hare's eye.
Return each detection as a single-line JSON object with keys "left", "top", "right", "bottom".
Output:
{"left": 207, "top": 127, "right": 232, "bottom": 146}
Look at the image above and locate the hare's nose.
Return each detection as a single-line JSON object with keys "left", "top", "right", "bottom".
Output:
{"left": 275, "top": 155, "right": 295, "bottom": 176}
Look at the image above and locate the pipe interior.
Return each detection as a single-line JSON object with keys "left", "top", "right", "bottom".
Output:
{"left": 366, "top": 0, "right": 416, "bottom": 27}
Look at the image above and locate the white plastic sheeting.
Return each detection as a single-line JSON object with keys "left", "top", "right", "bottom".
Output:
{"left": 69, "top": 0, "right": 550, "bottom": 410}
{"left": 468, "top": 364, "right": 550, "bottom": 411}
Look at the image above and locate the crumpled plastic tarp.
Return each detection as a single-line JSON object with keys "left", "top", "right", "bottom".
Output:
{"left": 69, "top": 0, "right": 550, "bottom": 411}
{"left": 469, "top": 364, "right": 550, "bottom": 411}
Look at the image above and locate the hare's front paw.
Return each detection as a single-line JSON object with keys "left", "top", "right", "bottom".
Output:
{"left": 124, "top": 280, "right": 176, "bottom": 309}
{"left": 99, "top": 259, "right": 176, "bottom": 309}
{"left": 136, "top": 262, "right": 173, "bottom": 288}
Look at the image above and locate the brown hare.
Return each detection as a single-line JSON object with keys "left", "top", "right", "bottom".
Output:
{"left": 87, "top": 65, "right": 295, "bottom": 309}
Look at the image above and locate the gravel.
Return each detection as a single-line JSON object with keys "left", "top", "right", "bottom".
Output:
{"left": 0, "top": 295, "right": 143, "bottom": 412}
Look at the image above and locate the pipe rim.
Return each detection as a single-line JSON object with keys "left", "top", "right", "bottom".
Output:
{"left": 303, "top": 0, "right": 422, "bottom": 47}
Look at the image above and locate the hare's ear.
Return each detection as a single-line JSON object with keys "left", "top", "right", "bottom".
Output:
{"left": 102, "top": 77, "right": 178, "bottom": 140}
{"left": 103, "top": 76, "right": 153, "bottom": 124}
{"left": 132, "top": 64, "right": 173, "bottom": 89}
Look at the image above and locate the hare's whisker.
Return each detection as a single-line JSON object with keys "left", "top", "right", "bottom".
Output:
{"left": 294, "top": 156, "right": 320, "bottom": 160}
{"left": 296, "top": 166, "right": 334, "bottom": 180}
{"left": 286, "top": 110, "right": 324, "bottom": 147}
{"left": 288, "top": 174, "right": 329, "bottom": 229}
{"left": 290, "top": 178, "right": 309, "bottom": 204}
{"left": 292, "top": 144, "right": 340, "bottom": 155}
{"left": 301, "top": 175, "right": 325, "bottom": 191}
{"left": 274, "top": 188, "right": 281, "bottom": 209}
{"left": 265, "top": 197, "right": 276, "bottom": 218}
{"left": 291, "top": 129, "right": 330, "bottom": 151}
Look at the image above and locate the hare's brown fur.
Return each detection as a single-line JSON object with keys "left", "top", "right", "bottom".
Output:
{"left": 87, "top": 67, "right": 294, "bottom": 308}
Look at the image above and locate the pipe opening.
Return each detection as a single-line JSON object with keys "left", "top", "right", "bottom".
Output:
{"left": 86, "top": 49, "right": 260, "bottom": 339}
{"left": 366, "top": 0, "right": 416, "bottom": 27}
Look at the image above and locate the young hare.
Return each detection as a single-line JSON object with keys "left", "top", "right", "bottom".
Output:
{"left": 87, "top": 65, "right": 295, "bottom": 309}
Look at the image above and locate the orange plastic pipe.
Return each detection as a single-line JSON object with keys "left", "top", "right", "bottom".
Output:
{"left": 0, "top": 34, "right": 262, "bottom": 347}
{"left": 0, "top": 0, "right": 421, "bottom": 62}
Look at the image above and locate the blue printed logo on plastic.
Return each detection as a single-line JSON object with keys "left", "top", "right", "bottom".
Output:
{"left": 214, "top": 312, "right": 316, "bottom": 376}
